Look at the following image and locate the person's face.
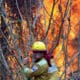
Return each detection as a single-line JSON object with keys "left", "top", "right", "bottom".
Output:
{"left": 33, "top": 52, "right": 43, "bottom": 62}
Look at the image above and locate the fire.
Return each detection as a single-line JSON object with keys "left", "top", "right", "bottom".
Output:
{"left": 7, "top": 55, "right": 17, "bottom": 69}
{"left": 44, "top": 0, "right": 79, "bottom": 77}
{"left": 69, "top": 30, "right": 75, "bottom": 40}
{"left": 4, "top": 0, "right": 80, "bottom": 79}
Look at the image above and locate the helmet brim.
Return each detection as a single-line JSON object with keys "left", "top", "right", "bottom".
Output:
{"left": 33, "top": 50, "right": 47, "bottom": 54}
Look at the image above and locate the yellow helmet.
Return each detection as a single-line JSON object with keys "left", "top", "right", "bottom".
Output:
{"left": 32, "top": 41, "right": 46, "bottom": 51}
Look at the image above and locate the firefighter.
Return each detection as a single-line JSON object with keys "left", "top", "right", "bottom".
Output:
{"left": 22, "top": 41, "right": 58, "bottom": 80}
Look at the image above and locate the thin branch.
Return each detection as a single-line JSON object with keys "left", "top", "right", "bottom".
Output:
{"left": 0, "top": 19, "right": 27, "bottom": 80}
{"left": 0, "top": 16, "right": 23, "bottom": 69}
{"left": 43, "top": 0, "right": 57, "bottom": 40}
{"left": 59, "top": 52, "right": 79, "bottom": 80}
{"left": 0, "top": 44, "right": 11, "bottom": 74}
{"left": 32, "top": 0, "right": 42, "bottom": 28}
{"left": 24, "top": 0, "right": 31, "bottom": 28}
{"left": 78, "top": 20, "right": 80, "bottom": 72}
{"left": 1, "top": 14, "right": 23, "bottom": 65}
{"left": 15, "top": 0, "right": 24, "bottom": 21}
{"left": 24, "top": 0, "right": 34, "bottom": 46}
{"left": 49, "top": 0, "right": 72, "bottom": 55}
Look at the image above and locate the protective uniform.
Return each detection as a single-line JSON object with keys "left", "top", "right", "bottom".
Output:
{"left": 23, "top": 41, "right": 58, "bottom": 80}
